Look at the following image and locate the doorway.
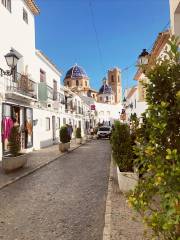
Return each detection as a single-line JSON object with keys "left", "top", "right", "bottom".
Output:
{"left": 2, "top": 103, "right": 33, "bottom": 155}
{"left": 52, "top": 116, "right": 56, "bottom": 141}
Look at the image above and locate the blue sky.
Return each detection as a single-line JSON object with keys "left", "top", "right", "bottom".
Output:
{"left": 35, "top": 0, "right": 170, "bottom": 92}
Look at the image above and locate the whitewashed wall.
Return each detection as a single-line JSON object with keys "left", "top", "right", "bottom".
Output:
{"left": 169, "top": 0, "right": 180, "bottom": 36}
{"left": 0, "top": 0, "right": 37, "bottom": 77}
{"left": 33, "top": 108, "right": 62, "bottom": 149}
{"left": 95, "top": 102, "right": 122, "bottom": 124}
{"left": 35, "top": 51, "right": 61, "bottom": 89}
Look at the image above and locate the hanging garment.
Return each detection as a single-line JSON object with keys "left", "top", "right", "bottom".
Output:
{"left": 25, "top": 120, "right": 33, "bottom": 135}
{"left": 2, "top": 117, "right": 14, "bottom": 141}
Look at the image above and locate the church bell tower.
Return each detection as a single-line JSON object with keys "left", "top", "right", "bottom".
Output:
{"left": 108, "top": 67, "right": 122, "bottom": 104}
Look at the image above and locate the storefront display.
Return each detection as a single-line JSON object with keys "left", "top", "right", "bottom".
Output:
{"left": 25, "top": 108, "right": 33, "bottom": 148}
{"left": 1, "top": 103, "right": 33, "bottom": 154}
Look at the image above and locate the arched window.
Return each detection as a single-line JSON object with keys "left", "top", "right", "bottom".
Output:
{"left": 85, "top": 81, "right": 87, "bottom": 86}
{"left": 76, "top": 80, "right": 79, "bottom": 86}
{"left": 111, "top": 75, "right": 114, "bottom": 82}
{"left": 118, "top": 75, "right": 120, "bottom": 82}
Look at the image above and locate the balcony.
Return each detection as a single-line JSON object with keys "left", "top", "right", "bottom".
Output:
{"left": 5, "top": 72, "right": 37, "bottom": 99}
{"left": 65, "top": 101, "right": 76, "bottom": 114}
{"left": 38, "top": 82, "right": 53, "bottom": 101}
{"left": 56, "top": 92, "right": 65, "bottom": 104}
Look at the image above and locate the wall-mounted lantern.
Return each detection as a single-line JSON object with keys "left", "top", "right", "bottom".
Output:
{"left": 0, "top": 50, "right": 19, "bottom": 76}
{"left": 137, "top": 49, "right": 149, "bottom": 66}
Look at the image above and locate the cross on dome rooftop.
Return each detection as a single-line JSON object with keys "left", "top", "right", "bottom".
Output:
{"left": 64, "top": 64, "right": 88, "bottom": 79}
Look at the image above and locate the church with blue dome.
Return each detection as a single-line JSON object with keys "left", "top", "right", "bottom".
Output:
{"left": 64, "top": 64, "right": 122, "bottom": 104}
{"left": 65, "top": 65, "right": 88, "bottom": 80}
{"left": 64, "top": 64, "right": 98, "bottom": 97}
{"left": 97, "top": 77, "right": 115, "bottom": 104}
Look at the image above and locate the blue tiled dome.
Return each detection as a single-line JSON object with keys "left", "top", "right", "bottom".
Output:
{"left": 99, "top": 78, "right": 113, "bottom": 94}
{"left": 65, "top": 64, "right": 88, "bottom": 79}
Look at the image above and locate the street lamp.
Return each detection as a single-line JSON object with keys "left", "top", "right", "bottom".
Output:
{"left": 137, "top": 49, "right": 149, "bottom": 66}
{"left": 129, "top": 103, "right": 133, "bottom": 110}
{"left": 122, "top": 96, "right": 126, "bottom": 108}
{"left": 0, "top": 50, "right": 19, "bottom": 76}
{"left": 123, "top": 97, "right": 126, "bottom": 104}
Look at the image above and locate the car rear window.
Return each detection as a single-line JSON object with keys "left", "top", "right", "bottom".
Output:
{"left": 99, "top": 127, "right": 110, "bottom": 131}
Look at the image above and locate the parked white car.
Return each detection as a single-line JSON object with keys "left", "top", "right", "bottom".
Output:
{"left": 97, "top": 126, "right": 111, "bottom": 139}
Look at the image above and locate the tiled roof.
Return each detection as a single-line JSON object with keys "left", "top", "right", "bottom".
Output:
{"left": 98, "top": 83, "right": 113, "bottom": 95}
{"left": 25, "top": 0, "right": 40, "bottom": 15}
{"left": 64, "top": 64, "right": 88, "bottom": 79}
{"left": 36, "top": 50, "right": 61, "bottom": 74}
{"left": 126, "top": 86, "right": 137, "bottom": 99}
{"left": 134, "top": 30, "right": 170, "bottom": 81}
{"left": 150, "top": 30, "right": 170, "bottom": 59}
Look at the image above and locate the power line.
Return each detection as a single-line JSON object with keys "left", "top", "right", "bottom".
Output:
{"left": 121, "top": 21, "right": 170, "bottom": 74}
{"left": 89, "top": 0, "right": 105, "bottom": 73}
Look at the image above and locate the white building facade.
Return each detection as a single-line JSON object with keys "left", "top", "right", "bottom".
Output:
{"left": 0, "top": 0, "right": 91, "bottom": 161}
{"left": 0, "top": 0, "right": 40, "bottom": 160}
{"left": 169, "top": 0, "right": 180, "bottom": 36}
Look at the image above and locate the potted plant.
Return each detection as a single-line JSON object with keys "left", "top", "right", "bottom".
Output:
{"left": 59, "top": 126, "right": 70, "bottom": 152}
{"left": 2, "top": 126, "right": 28, "bottom": 173}
{"left": 111, "top": 121, "right": 138, "bottom": 193}
{"left": 76, "top": 127, "right": 82, "bottom": 144}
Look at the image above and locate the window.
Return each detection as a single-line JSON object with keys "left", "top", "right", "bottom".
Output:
{"left": 1, "top": 0, "right": 11, "bottom": 12}
{"left": 118, "top": 75, "right": 120, "bottom": 82}
{"left": 100, "top": 97, "right": 102, "bottom": 101}
{"left": 85, "top": 81, "right": 87, "bottom": 86}
{"left": 57, "top": 117, "right": 60, "bottom": 129}
{"left": 46, "top": 118, "right": 50, "bottom": 131}
{"left": 99, "top": 127, "right": 110, "bottom": 131}
{"left": 106, "top": 96, "right": 109, "bottom": 101}
{"left": 40, "top": 69, "right": 46, "bottom": 82}
{"left": 23, "top": 8, "right": 28, "bottom": 24}
{"left": 76, "top": 80, "right": 79, "bottom": 86}
{"left": 63, "top": 118, "right": 66, "bottom": 125}
{"left": 53, "top": 80, "right": 57, "bottom": 100}
{"left": 111, "top": 75, "right": 114, "bottom": 82}
{"left": 67, "top": 81, "right": 70, "bottom": 86}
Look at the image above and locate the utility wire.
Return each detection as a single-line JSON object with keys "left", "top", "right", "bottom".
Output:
{"left": 121, "top": 21, "right": 170, "bottom": 74}
{"left": 89, "top": 0, "right": 105, "bottom": 73}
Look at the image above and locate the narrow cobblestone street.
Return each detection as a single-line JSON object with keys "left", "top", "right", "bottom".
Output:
{"left": 0, "top": 140, "right": 111, "bottom": 240}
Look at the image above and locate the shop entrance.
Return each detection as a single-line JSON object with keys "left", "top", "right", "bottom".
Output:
{"left": 1, "top": 103, "right": 33, "bottom": 155}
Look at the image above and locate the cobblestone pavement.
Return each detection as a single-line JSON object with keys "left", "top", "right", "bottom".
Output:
{"left": 0, "top": 140, "right": 79, "bottom": 189}
{"left": 0, "top": 140, "right": 111, "bottom": 240}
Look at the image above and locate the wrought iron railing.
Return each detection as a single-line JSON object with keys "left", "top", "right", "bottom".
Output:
{"left": 5, "top": 72, "right": 37, "bottom": 99}
{"left": 56, "top": 92, "right": 65, "bottom": 104}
